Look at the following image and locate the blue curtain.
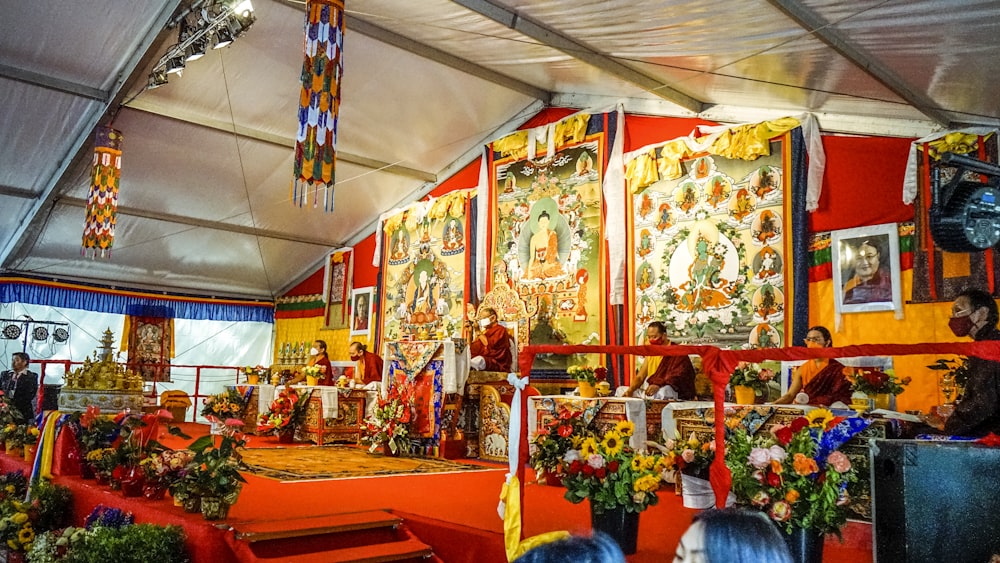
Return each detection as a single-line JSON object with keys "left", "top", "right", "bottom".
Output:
{"left": 1, "top": 280, "right": 273, "bottom": 323}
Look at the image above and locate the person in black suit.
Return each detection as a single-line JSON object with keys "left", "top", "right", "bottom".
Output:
{"left": 0, "top": 352, "right": 39, "bottom": 422}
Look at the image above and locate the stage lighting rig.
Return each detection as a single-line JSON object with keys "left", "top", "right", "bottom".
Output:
{"left": 147, "top": 0, "right": 256, "bottom": 90}
{"left": 929, "top": 152, "right": 1000, "bottom": 252}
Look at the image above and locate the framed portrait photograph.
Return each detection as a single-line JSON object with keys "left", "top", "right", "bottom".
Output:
{"left": 350, "top": 286, "right": 374, "bottom": 337}
{"left": 831, "top": 223, "right": 903, "bottom": 318}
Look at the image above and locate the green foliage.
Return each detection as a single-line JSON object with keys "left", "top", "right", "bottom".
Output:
{"left": 62, "top": 524, "right": 189, "bottom": 563}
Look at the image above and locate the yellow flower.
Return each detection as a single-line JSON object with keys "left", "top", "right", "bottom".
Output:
{"left": 631, "top": 456, "right": 643, "bottom": 472}
{"left": 601, "top": 432, "right": 624, "bottom": 456}
{"left": 633, "top": 473, "right": 661, "bottom": 493}
{"left": 580, "top": 438, "right": 599, "bottom": 458}
{"left": 18, "top": 523, "right": 33, "bottom": 544}
{"left": 570, "top": 434, "right": 584, "bottom": 448}
{"left": 614, "top": 420, "right": 635, "bottom": 437}
{"left": 806, "top": 408, "right": 834, "bottom": 429}
{"left": 641, "top": 455, "right": 656, "bottom": 471}
{"left": 7, "top": 539, "right": 17, "bottom": 549}
{"left": 11, "top": 512, "right": 28, "bottom": 525}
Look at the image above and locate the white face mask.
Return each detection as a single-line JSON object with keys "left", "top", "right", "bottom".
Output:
{"left": 309, "top": 347, "right": 319, "bottom": 356}
{"left": 479, "top": 317, "right": 491, "bottom": 328}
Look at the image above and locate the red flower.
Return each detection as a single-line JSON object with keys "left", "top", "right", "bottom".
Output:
{"left": 766, "top": 471, "right": 781, "bottom": 487}
{"left": 569, "top": 460, "right": 583, "bottom": 474}
{"left": 594, "top": 367, "right": 608, "bottom": 380}
{"left": 608, "top": 460, "right": 619, "bottom": 473}
{"left": 789, "top": 417, "right": 809, "bottom": 433}
{"left": 582, "top": 465, "right": 594, "bottom": 476}
{"left": 595, "top": 467, "right": 607, "bottom": 479}
{"left": 558, "top": 424, "right": 573, "bottom": 438}
{"left": 775, "top": 426, "right": 793, "bottom": 445}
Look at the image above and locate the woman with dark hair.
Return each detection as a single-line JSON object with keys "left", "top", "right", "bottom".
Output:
{"left": 513, "top": 532, "right": 625, "bottom": 563}
{"left": 673, "top": 508, "right": 792, "bottom": 563}
{"left": 773, "top": 325, "right": 852, "bottom": 406}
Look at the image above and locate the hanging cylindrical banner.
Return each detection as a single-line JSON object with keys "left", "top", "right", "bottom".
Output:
{"left": 292, "top": 0, "right": 344, "bottom": 212}
{"left": 82, "top": 126, "right": 123, "bottom": 257}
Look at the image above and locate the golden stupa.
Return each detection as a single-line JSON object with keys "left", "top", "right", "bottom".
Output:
{"left": 58, "top": 328, "right": 145, "bottom": 413}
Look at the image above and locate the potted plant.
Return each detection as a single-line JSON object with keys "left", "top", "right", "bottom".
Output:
{"left": 200, "top": 389, "right": 248, "bottom": 425}
{"left": 140, "top": 449, "right": 194, "bottom": 500}
{"left": 362, "top": 384, "right": 412, "bottom": 456}
{"left": 726, "top": 408, "right": 870, "bottom": 563}
{"left": 257, "top": 387, "right": 312, "bottom": 442}
{"left": 666, "top": 432, "right": 731, "bottom": 509}
{"left": 28, "top": 506, "right": 187, "bottom": 563}
{"left": 71, "top": 407, "right": 119, "bottom": 479}
{"left": 844, "top": 367, "right": 910, "bottom": 410}
{"left": 528, "top": 405, "right": 596, "bottom": 485}
{"left": 184, "top": 418, "right": 247, "bottom": 520}
{"left": 0, "top": 478, "right": 72, "bottom": 557}
{"left": 242, "top": 365, "right": 269, "bottom": 385}
{"left": 560, "top": 420, "right": 669, "bottom": 555}
{"left": 566, "top": 365, "right": 607, "bottom": 398}
{"left": 729, "top": 362, "right": 776, "bottom": 404}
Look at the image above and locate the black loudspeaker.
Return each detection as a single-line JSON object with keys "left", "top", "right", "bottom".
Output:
{"left": 871, "top": 439, "right": 1000, "bottom": 562}
{"left": 41, "top": 384, "right": 60, "bottom": 412}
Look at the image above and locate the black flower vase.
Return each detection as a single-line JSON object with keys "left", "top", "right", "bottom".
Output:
{"left": 589, "top": 501, "right": 639, "bottom": 555}
{"left": 783, "top": 527, "right": 824, "bottom": 563}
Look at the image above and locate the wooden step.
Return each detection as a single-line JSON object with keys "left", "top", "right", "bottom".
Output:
{"left": 249, "top": 527, "right": 434, "bottom": 563}
{"left": 233, "top": 510, "right": 403, "bottom": 542}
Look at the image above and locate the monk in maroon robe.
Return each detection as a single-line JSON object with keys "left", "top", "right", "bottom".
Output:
{"left": 469, "top": 307, "right": 513, "bottom": 372}
{"left": 349, "top": 342, "right": 383, "bottom": 384}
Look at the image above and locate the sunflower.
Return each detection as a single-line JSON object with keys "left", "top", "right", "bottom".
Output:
{"left": 805, "top": 408, "right": 834, "bottom": 429}
{"left": 17, "top": 523, "right": 33, "bottom": 545}
{"left": 601, "top": 431, "right": 624, "bottom": 456}
{"left": 579, "top": 437, "right": 599, "bottom": 458}
{"left": 614, "top": 420, "right": 635, "bottom": 437}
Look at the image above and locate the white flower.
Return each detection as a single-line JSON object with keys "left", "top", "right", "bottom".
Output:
{"left": 768, "top": 445, "right": 787, "bottom": 462}
{"left": 587, "top": 454, "right": 605, "bottom": 469}
{"left": 563, "top": 450, "right": 581, "bottom": 464}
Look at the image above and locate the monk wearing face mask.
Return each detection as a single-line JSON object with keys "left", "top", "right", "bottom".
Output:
{"left": 620, "top": 321, "right": 696, "bottom": 400}
{"left": 922, "top": 288, "right": 1000, "bottom": 436}
{"left": 773, "top": 326, "right": 851, "bottom": 406}
{"left": 468, "top": 307, "right": 513, "bottom": 372}
{"left": 288, "top": 340, "right": 334, "bottom": 385}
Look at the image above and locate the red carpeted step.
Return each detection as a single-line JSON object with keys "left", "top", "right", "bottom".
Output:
{"left": 233, "top": 510, "right": 403, "bottom": 542}
{"left": 245, "top": 525, "right": 434, "bottom": 563}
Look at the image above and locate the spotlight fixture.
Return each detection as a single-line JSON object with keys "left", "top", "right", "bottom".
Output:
{"left": 147, "top": 69, "right": 168, "bottom": 89}
{"left": 165, "top": 54, "right": 186, "bottom": 75}
{"left": 32, "top": 326, "right": 49, "bottom": 341}
{"left": 146, "top": 0, "right": 256, "bottom": 90}
{"left": 1, "top": 324, "right": 20, "bottom": 340}
{"left": 53, "top": 327, "right": 69, "bottom": 343}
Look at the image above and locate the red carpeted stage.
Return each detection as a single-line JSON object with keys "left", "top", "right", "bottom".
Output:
{"left": 5, "top": 423, "right": 873, "bottom": 562}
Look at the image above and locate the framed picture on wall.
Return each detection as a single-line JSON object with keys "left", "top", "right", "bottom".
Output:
{"left": 831, "top": 223, "right": 902, "bottom": 318}
{"left": 350, "top": 286, "right": 374, "bottom": 337}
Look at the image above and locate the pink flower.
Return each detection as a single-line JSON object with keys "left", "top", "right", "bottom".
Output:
{"left": 768, "top": 445, "right": 787, "bottom": 463}
{"left": 748, "top": 447, "right": 771, "bottom": 469}
{"left": 664, "top": 439, "right": 676, "bottom": 450}
{"left": 751, "top": 491, "right": 770, "bottom": 507}
{"left": 587, "top": 454, "right": 605, "bottom": 469}
{"left": 681, "top": 449, "right": 696, "bottom": 463}
{"left": 752, "top": 470, "right": 765, "bottom": 483}
{"left": 769, "top": 500, "right": 792, "bottom": 522}
{"left": 827, "top": 451, "right": 851, "bottom": 473}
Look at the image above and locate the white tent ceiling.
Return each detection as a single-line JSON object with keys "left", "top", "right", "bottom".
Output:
{"left": 2, "top": 0, "right": 999, "bottom": 300}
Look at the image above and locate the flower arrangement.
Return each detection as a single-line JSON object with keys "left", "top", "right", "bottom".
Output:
{"left": 561, "top": 420, "right": 670, "bottom": 514}
{"left": 566, "top": 365, "right": 607, "bottom": 385}
{"left": 668, "top": 432, "right": 716, "bottom": 478}
{"left": 725, "top": 408, "right": 869, "bottom": 536}
{"left": 362, "top": 384, "right": 412, "bottom": 454}
{"left": 27, "top": 506, "right": 187, "bottom": 563}
{"left": 302, "top": 365, "right": 322, "bottom": 378}
{"left": 242, "top": 365, "right": 269, "bottom": 383}
{"left": 257, "top": 387, "right": 312, "bottom": 436}
{"left": 844, "top": 367, "right": 910, "bottom": 396}
{"left": 0, "top": 478, "right": 72, "bottom": 553}
{"left": 529, "top": 406, "right": 596, "bottom": 482}
{"left": 177, "top": 418, "right": 247, "bottom": 508}
{"left": 3, "top": 424, "right": 40, "bottom": 450}
{"left": 73, "top": 406, "right": 119, "bottom": 457}
{"left": 140, "top": 449, "right": 194, "bottom": 488}
{"left": 729, "top": 362, "right": 776, "bottom": 396}
{"left": 0, "top": 392, "right": 23, "bottom": 425}
{"left": 200, "top": 389, "right": 247, "bottom": 419}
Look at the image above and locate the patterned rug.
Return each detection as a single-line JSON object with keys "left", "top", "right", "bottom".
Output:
{"left": 240, "top": 446, "right": 500, "bottom": 482}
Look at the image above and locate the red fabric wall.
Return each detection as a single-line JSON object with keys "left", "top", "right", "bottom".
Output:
{"left": 283, "top": 111, "right": 918, "bottom": 298}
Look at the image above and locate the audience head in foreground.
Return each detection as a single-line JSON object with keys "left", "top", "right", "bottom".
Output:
{"left": 673, "top": 508, "right": 792, "bottom": 563}
{"left": 513, "top": 532, "right": 625, "bottom": 563}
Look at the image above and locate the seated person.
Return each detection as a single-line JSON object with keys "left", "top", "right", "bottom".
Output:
{"left": 773, "top": 326, "right": 851, "bottom": 406}
{"left": 467, "top": 307, "right": 513, "bottom": 372}
{"left": 618, "top": 321, "right": 696, "bottom": 400}
{"left": 287, "top": 339, "right": 334, "bottom": 386}
{"left": 674, "top": 508, "right": 792, "bottom": 563}
{"left": 349, "top": 341, "right": 383, "bottom": 387}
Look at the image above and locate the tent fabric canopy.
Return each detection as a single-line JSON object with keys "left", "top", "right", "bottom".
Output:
{"left": 2, "top": 0, "right": 999, "bottom": 300}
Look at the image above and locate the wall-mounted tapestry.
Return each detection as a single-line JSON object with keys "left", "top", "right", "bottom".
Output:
{"left": 379, "top": 191, "right": 471, "bottom": 343}
{"left": 484, "top": 112, "right": 610, "bottom": 374}
{"left": 627, "top": 138, "right": 790, "bottom": 349}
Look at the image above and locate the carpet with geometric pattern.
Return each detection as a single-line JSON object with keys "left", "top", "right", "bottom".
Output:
{"left": 240, "top": 446, "right": 500, "bottom": 482}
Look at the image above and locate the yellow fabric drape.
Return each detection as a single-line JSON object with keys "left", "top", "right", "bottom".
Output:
{"left": 493, "top": 131, "right": 531, "bottom": 160}
{"left": 38, "top": 411, "right": 61, "bottom": 480}
{"left": 554, "top": 113, "right": 590, "bottom": 148}
{"left": 627, "top": 117, "right": 802, "bottom": 194}
{"left": 500, "top": 475, "right": 569, "bottom": 561}
{"left": 625, "top": 150, "right": 660, "bottom": 194}
{"left": 428, "top": 190, "right": 468, "bottom": 221}
{"left": 924, "top": 131, "right": 983, "bottom": 160}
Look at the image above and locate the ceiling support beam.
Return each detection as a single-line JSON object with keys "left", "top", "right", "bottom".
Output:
{"left": 58, "top": 196, "right": 340, "bottom": 248}
{"left": 0, "top": 62, "right": 108, "bottom": 102}
{"left": 124, "top": 98, "right": 438, "bottom": 183}
{"left": 449, "top": 0, "right": 703, "bottom": 114}
{"left": 0, "top": 185, "right": 36, "bottom": 199}
{"left": 765, "top": 0, "right": 952, "bottom": 127}
{"left": 0, "top": 1, "right": 184, "bottom": 269}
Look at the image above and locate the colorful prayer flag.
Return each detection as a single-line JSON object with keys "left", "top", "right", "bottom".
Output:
{"left": 82, "top": 126, "right": 122, "bottom": 257}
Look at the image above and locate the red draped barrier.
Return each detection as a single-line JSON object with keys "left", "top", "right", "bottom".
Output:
{"left": 515, "top": 340, "right": 1000, "bottom": 538}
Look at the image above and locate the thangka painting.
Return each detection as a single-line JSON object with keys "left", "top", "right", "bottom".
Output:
{"left": 379, "top": 192, "right": 470, "bottom": 342}
{"left": 628, "top": 138, "right": 789, "bottom": 349}
{"left": 487, "top": 114, "right": 607, "bottom": 374}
